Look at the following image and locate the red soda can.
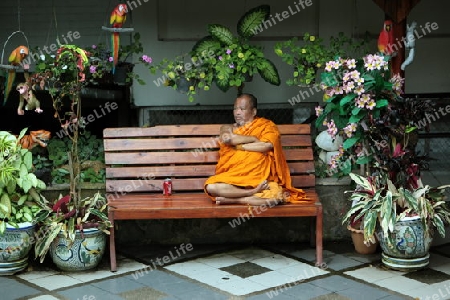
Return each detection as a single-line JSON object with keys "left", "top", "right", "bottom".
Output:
{"left": 163, "top": 178, "right": 172, "bottom": 195}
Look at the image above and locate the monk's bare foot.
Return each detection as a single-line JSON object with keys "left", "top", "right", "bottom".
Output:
{"left": 215, "top": 196, "right": 281, "bottom": 206}
{"left": 251, "top": 180, "right": 269, "bottom": 194}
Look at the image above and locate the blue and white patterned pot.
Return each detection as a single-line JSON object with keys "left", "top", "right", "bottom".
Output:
{"left": 0, "top": 222, "right": 35, "bottom": 275}
{"left": 378, "top": 216, "right": 433, "bottom": 271}
{"left": 50, "top": 228, "right": 106, "bottom": 272}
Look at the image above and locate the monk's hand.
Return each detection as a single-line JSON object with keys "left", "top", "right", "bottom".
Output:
{"left": 220, "top": 124, "right": 235, "bottom": 144}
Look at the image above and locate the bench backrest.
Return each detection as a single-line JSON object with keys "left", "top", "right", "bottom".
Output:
{"left": 103, "top": 124, "right": 315, "bottom": 195}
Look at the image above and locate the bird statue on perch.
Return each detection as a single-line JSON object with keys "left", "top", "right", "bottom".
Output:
{"left": 110, "top": 3, "right": 128, "bottom": 74}
{"left": 378, "top": 20, "right": 395, "bottom": 56}
{"left": 4, "top": 45, "right": 29, "bottom": 105}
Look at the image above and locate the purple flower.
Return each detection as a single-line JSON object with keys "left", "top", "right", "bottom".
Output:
{"left": 141, "top": 55, "right": 152, "bottom": 63}
{"left": 92, "top": 45, "right": 97, "bottom": 49}
{"left": 89, "top": 65, "right": 97, "bottom": 73}
{"left": 218, "top": 56, "right": 223, "bottom": 61}
{"left": 108, "top": 57, "right": 114, "bottom": 62}
{"left": 229, "top": 64, "right": 235, "bottom": 69}
{"left": 226, "top": 49, "right": 232, "bottom": 54}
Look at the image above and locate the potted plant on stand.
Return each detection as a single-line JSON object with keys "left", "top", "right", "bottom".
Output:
{"left": 316, "top": 53, "right": 450, "bottom": 269}
{"left": 150, "top": 5, "right": 280, "bottom": 102}
{"left": 33, "top": 45, "right": 112, "bottom": 271}
{"left": 83, "top": 32, "right": 153, "bottom": 87}
{"left": 0, "top": 128, "right": 46, "bottom": 275}
{"left": 274, "top": 32, "right": 369, "bottom": 87}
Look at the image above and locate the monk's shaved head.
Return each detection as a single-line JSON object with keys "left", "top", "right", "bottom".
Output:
{"left": 238, "top": 93, "right": 258, "bottom": 109}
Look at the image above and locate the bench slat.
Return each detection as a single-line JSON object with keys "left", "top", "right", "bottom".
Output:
{"left": 104, "top": 135, "right": 312, "bottom": 151}
{"left": 104, "top": 148, "right": 313, "bottom": 165}
{"left": 108, "top": 190, "right": 320, "bottom": 219}
{"left": 105, "top": 174, "right": 316, "bottom": 194}
{"left": 104, "top": 124, "right": 311, "bottom": 138}
{"left": 105, "top": 161, "right": 315, "bottom": 179}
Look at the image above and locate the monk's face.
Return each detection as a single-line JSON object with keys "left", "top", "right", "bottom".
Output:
{"left": 233, "top": 96, "right": 256, "bottom": 126}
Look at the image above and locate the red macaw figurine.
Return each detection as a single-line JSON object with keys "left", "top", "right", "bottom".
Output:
{"left": 110, "top": 3, "right": 128, "bottom": 73}
{"left": 378, "top": 20, "right": 394, "bottom": 56}
{"left": 4, "top": 45, "right": 29, "bottom": 105}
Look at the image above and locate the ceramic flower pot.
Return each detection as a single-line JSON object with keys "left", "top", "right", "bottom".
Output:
{"left": 49, "top": 228, "right": 106, "bottom": 272}
{"left": 347, "top": 224, "right": 378, "bottom": 255}
{"left": 0, "top": 222, "right": 35, "bottom": 275}
{"left": 377, "top": 216, "right": 433, "bottom": 271}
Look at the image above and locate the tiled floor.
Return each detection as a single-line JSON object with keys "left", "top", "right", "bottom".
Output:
{"left": 3, "top": 241, "right": 450, "bottom": 300}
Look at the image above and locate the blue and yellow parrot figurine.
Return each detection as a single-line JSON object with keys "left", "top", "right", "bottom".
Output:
{"left": 4, "top": 45, "right": 29, "bottom": 105}
{"left": 110, "top": 3, "right": 128, "bottom": 74}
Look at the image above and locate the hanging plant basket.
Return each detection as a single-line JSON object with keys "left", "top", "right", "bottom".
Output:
{"left": 113, "top": 62, "right": 134, "bottom": 86}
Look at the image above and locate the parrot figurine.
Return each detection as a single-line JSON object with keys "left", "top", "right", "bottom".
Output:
{"left": 378, "top": 20, "right": 394, "bottom": 56}
{"left": 4, "top": 45, "right": 29, "bottom": 105}
{"left": 110, "top": 3, "right": 128, "bottom": 74}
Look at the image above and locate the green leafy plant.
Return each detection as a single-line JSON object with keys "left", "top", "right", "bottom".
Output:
{"left": 0, "top": 128, "right": 46, "bottom": 234}
{"left": 47, "top": 132, "right": 105, "bottom": 184}
{"left": 342, "top": 172, "right": 450, "bottom": 247}
{"left": 86, "top": 32, "right": 152, "bottom": 85}
{"left": 315, "top": 53, "right": 405, "bottom": 177}
{"left": 32, "top": 45, "right": 111, "bottom": 262}
{"left": 274, "top": 32, "right": 369, "bottom": 86}
{"left": 150, "top": 5, "right": 280, "bottom": 101}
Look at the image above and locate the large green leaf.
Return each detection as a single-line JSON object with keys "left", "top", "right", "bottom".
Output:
{"left": 257, "top": 58, "right": 280, "bottom": 86}
{"left": 349, "top": 173, "right": 373, "bottom": 191}
{"left": 237, "top": 5, "right": 270, "bottom": 39}
{"left": 35, "top": 223, "right": 63, "bottom": 263}
{"left": 191, "top": 36, "right": 221, "bottom": 57}
{"left": 208, "top": 24, "right": 234, "bottom": 46}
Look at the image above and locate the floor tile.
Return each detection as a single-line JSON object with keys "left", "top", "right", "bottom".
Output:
{"left": 92, "top": 276, "right": 145, "bottom": 294}
{"left": 58, "top": 285, "right": 124, "bottom": 300}
{"left": 375, "top": 276, "right": 428, "bottom": 294}
{"left": 0, "top": 277, "right": 41, "bottom": 300}
{"left": 345, "top": 266, "right": 405, "bottom": 283}
{"left": 28, "top": 296, "right": 60, "bottom": 300}
{"left": 29, "top": 274, "right": 85, "bottom": 290}
{"left": 324, "top": 254, "right": 367, "bottom": 271}
{"left": 404, "top": 268, "right": 450, "bottom": 284}
{"left": 309, "top": 275, "right": 360, "bottom": 292}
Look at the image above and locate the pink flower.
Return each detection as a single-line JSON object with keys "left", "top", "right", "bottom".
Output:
{"left": 366, "top": 99, "right": 376, "bottom": 110}
{"left": 141, "top": 55, "right": 152, "bottom": 63}
{"left": 229, "top": 63, "right": 235, "bottom": 69}
{"left": 89, "top": 65, "right": 97, "bottom": 73}
{"left": 315, "top": 106, "right": 323, "bottom": 117}
{"left": 226, "top": 49, "right": 232, "bottom": 54}
{"left": 92, "top": 45, "right": 97, "bottom": 49}
{"left": 218, "top": 56, "right": 223, "bottom": 61}
{"left": 108, "top": 57, "right": 114, "bottom": 62}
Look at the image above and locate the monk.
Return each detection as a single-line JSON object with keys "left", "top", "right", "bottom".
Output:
{"left": 204, "top": 93, "right": 308, "bottom": 205}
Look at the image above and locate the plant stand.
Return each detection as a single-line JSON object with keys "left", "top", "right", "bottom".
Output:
{"left": 49, "top": 228, "right": 106, "bottom": 272}
{"left": 0, "top": 223, "right": 35, "bottom": 275}
{"left": 378, "top": 216, "right": 433, "bottom": 271}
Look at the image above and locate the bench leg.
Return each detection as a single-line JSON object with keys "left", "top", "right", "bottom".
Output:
{"left": 315, "top": 205, "right": 323, "bottom": 267}
{"left": 109, "top": 216, "right": 117, "bottom": 272}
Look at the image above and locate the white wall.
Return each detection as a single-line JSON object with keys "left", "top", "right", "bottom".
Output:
{"left": 1, "top": 0, "right": 449, "bottom": 110}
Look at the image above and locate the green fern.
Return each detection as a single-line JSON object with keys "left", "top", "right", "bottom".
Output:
{"left": 237, "top": 5, "right": 270, "bottom": 40}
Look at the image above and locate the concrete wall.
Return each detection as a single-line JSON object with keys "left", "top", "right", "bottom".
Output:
{"left": 1, "top": 0, "right": 450, "bottom": 120}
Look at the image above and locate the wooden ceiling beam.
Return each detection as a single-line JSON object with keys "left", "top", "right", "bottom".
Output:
{"left": 372, "top": 0, "right": 421, "bottom": 23}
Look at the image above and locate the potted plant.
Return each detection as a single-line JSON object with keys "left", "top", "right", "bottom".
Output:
{"left": 274, "top": 32, "right": 369, "bottom": 86}
{"left": 85, "top": 33, "right": 151, "bottom": 86}
{"left": 343, "top": 172, "right": 450, "bottom": 269}
{"left": 0, "top": 128, "right": 46, "bottom": 275}
{"left": 32, "top": 45, "right": 112, "bottom": 271}
{"left": 316, "top": 52, "right": 449, "bottom": 269}
{"left": 150, "top": 5, "right": 280, "bottom": 102}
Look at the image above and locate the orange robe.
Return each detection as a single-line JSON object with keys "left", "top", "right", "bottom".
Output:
{"left": 204, "top": 117, "right": 309, "bottom": 203}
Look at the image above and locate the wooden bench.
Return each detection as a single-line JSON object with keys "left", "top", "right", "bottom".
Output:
{"left": 103, "top": 124, "right": 323, "bottom": 272}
